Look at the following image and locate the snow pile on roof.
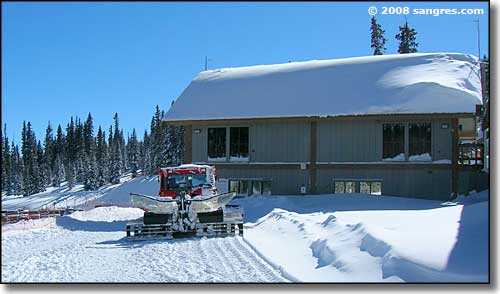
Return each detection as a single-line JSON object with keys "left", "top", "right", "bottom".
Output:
{"left": 164, "top": 53, "right": 482, "bottom": 121}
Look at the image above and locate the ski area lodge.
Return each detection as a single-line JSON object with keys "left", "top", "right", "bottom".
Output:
{"left": 163, "top": 53, "right": 488, "bottom": 200}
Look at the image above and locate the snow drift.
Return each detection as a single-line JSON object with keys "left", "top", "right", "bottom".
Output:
{"left": 239, "top": 191, "right": 489, "bottom": 283}
{"left": 164, "top": 53, "right": 482, "bottom": 121}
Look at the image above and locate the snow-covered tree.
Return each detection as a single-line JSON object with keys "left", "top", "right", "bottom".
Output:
{"left": 127, "top": 129, "right": 140, "bottom": 177}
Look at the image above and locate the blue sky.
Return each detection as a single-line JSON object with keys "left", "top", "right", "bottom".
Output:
{"left": 2, "top": 2, "right": 489, "bottom": 145}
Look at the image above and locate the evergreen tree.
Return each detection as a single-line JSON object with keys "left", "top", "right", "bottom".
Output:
{"left": 395, "top": 19, "right": 418, "bottom": 54}
{"left": 96, "top": 127, "right": 109, "bottom": 186}
{"left": 141, "top": 130, "right": 152, "bottom": 175}
{"left": 21, "top": 121, "right": 43, "bottom": 195}
{"left": 127, "top": 129, "right": 140, "bottom": 177}
{"left": 370, "top": 16, "right": 387, "bottom": 55}
{"left": 2, "top": 125, "right": 13, "bottom": 194}
{"left": 44, "top": 122, "right": 55, "bottom": 186}
{"left": 11, "top": 143, "right": 24, "bottom": 195}
{"left": 109, "top": 113, "right": 122, "bottom": 184}
{"left": 65, "top": 118, "right": 76, "bottom": 189}
{"left": 53, "top": 125, "right": 65, "bottom": 187}
{"left": 74, "top": 117, "right": 85, "bottom": 183}
{"left": 84, "top": 151, "right": 98, "bottom": 190}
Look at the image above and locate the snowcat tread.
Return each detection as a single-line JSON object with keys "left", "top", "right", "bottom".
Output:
{"left": 126, "top": 223, "right": 174, "bottom": 240}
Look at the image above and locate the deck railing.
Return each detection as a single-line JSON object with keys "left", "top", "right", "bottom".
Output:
{"left": 458, "top": 142, "right": 484, "bottom": 167}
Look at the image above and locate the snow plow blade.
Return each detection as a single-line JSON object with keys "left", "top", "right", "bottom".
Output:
{"left": 126, "top": 192, "right": 243, "bottom": 240}
{"left": 130, "top": 193, "right": 178, "bottom": 214}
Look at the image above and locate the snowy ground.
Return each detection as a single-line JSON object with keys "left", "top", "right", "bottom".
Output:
{"left": 1, "top": 173, "right": 158, "bottom": 211}
{"left": 1, "top": 176, "right": 489, "bottom": 283}
{"left": 2, "top": 207, "right": 285, "bottom": 283}
{"left": 237, "top": 192, "right": 489, "bottom": 282}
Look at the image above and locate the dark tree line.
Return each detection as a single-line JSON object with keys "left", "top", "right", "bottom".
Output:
{"left": 1, "top": 105, "right": 183, "bottom": 196}
{"left": 370, "top": 17, "right": 418, "bottom": 55}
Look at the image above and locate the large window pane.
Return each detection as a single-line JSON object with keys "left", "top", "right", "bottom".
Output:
{"left": 334, "top": 182, "right": 345, "bottom": 194}
{"left": 345, "top": 181, "right": 356, "bottom": 193}
{"left": 229, "top": 180, "right": 239, "bottom": 194}
{"left": 230, "top": 127, "right": 249, "bottom": 160}
{"left": 383, "top": 123, "right": 405, "bottom": 159}
{"left": 208, "top": 128, "right": 226, "bottom": 160}
{"left": 409, "top": 123, "right": 432, "bottom": 156}
{"left": 360, "top": 182, "right": 371, "bottom": 194}
{"left": 239, "top": 180, "right": 250, "bottom": 195}
{"left": 371, "top": 182, "right": 382, "bottom": 195}
{"left": 252, "top": 181, "right": 262, "bottom": 195}
{"left": 262, "top": 181, "right": 272, "bottom": 195}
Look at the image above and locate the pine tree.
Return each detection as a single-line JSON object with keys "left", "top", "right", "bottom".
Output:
{"left": 127, "top": 129, "right": 140, "bottom": 178}
{"left": 65, "top": 118, "right": 76, "bottom": 189}
{"left": 395, "top": 19, "right": 418, "bottom": 54}
{"left": 96, "top": 127, "right": 109, "bottom": 186}
{"left": 109, "top": 113, "right": 123, "bottom": 184}
{"left": 53, "top": 125, "right": 65, "bottom": 187}
{"left": 370, "top": 16, "right": 387, "bottom": 55}
{"left": 21, "top": 122, "right": 43, "bottom": 195}
{"left": 141, "top": 130, "right": 152, "bottom": 175}
{"left": 2, "top": 125, "right": 13, "bottom": 194}
{"left": 44, "top": 122, "right": 55, "bottom": 186}
{"left": 74, "top": 118, "right": 85, "bottom": 183}
{"left": 11, "top": 143, "right": 24, "bottom": 195}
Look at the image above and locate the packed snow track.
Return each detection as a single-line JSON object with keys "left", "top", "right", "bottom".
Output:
{"left": 2, "top": 214, "right": 287, "bottom": 283}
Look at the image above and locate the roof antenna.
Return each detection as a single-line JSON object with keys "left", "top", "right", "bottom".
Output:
{"left": 473, "top": 19, "right": 480, "bottom": 59}
{"left": 205, "top": 56, "right": 213, "bottom": 71}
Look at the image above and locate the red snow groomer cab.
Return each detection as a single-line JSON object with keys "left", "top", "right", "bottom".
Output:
{"left": 127, "top": 164, "right": 243, "bottom": 239}
{"left": 158, "top": 165, "right": 218, "bottom": 198}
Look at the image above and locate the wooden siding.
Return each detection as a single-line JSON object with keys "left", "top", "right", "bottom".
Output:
{"left": 317, "top": 168, "right": 452, "bottom": 200}
{"left": 317, "top": 118, "right": 453, "bottom": 162}
{"left": 191, "top": 121, "right": 310, "bottom": 163}
{"left": 215, "top": 168, "right": 309, "bottom": 195}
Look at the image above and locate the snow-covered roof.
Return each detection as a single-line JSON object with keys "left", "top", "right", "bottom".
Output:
{"left": 163, "top": 53, "right": 482, "bottom": 122}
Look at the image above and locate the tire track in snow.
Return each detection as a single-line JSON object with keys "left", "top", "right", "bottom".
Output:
{"left": 227, "top": 237, "right": 288, "bottom": 282}
{"left": 212, "top": 237, "right": 243, "bottom": 282}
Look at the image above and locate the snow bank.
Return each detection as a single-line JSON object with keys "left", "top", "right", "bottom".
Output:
{"left": 68, "top": 206, "right": 144, "bottom": 222}
{"left": 164, "top": 53, "right": 481, "bottom": 121}
{"left": 1, "top": 174, "right": 155, "bottom": 211}
{"left": 239, "top": 190, "right": 489, "bottom": 282}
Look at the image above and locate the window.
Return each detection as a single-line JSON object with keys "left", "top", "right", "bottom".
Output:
{"left": 262, "top": 181, "right": 272, "bottom": 195}
{"left": 230, "top": 127, "right": 249, "bottom": 160}
{"left": 229, "top": 180, "right": 239, "bottom": 194}
{"left": 208, "top": 128, "right": 226, "bottom": 160}
{"left": 334, "top": 182, "right": 345, "bottom": 193}
{"left": 345, "top": 182, "right": 356, "bottom": 193}
{"left": 360, "top": 181, "right": 382, "bottom": 195}
{"left": 371, "top": 182, "right": 382, "bottom": 195}
{"left": 228, "top": 179, "right": 272, "bottom": 196}
{"left": 239, "top": 180, "right": 250, "bottom": 195}
{"left": 334, "top": 180, "right": 382, "bottom": 195}
{"left": 334, "top": 181, "right": 356, "bottom": 194}
{"left": 360, "top": 182, "right": 371, "bottom": 194}
{"left": 409, "top": 123, "right": 431, "bottom": 156}
{"left": 383, "top": 124, "right": 405, "bottom": 159}
{"left": 252, "top": 181, "right": 262, "bottom": 195}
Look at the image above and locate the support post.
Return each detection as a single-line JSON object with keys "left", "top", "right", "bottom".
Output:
{"left": 451, "top": 118, "right": 459, "bottom": 199}
{"left": 184, "top": 125, "right": 193, "bottom": 164}
{"left": 309, "top": 121, "right": 317, "bottom": 194}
